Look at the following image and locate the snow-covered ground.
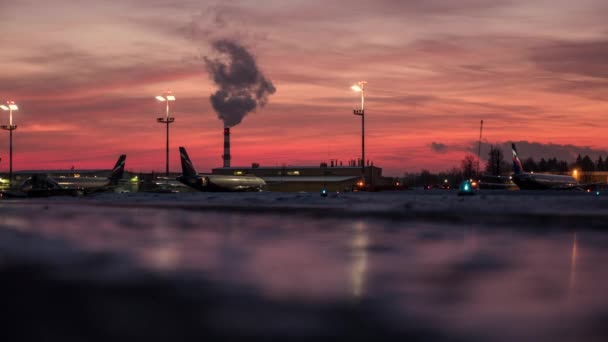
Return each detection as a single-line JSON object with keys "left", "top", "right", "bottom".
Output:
{"left": 1, "top": 190, "right": 607, "bottom": 341}
{"left": 29, "top": 189, "right": 608, "bottom": 227}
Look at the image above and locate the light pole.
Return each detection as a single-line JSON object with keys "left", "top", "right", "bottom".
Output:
{"left": 1, "top": 101, "right": 18, "bottom": 184}
{"left": 477, "top": 119, "right": 483, "bottom": 179}
{"left": 156, "top": 92, "right": 175, "bottom": 177}
{"left": 351, "top": 81, "right": 367, "bottom": 184}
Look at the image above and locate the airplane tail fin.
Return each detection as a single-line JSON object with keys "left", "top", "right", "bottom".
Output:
{"left": 179, "top": 147, "right": 197, "bottom": 177}
{"left": 109, "top": 155, "right": 127, "bottom": 184}
{"left": 512, "top": 143, "right": 524, "bottom": 174}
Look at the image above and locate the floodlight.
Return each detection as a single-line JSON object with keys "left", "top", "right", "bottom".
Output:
{"left": 155, "top": 91, "right": 176, "bottom": 177}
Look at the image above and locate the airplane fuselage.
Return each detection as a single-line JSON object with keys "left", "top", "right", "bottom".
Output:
{"left": 15, "top": 154, "right": 127, "bottom": 197}
{"left": 512, "top": 172, "right": 578, "bottom": 190}
{"left": 178, "top": 174, "right": 266, "bottom": 192}
{"left": 56, "top": 177, "right": 111, "bottom": 189}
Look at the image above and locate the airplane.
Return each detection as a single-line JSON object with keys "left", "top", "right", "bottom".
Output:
{"left": 511, "top": 143, "right": 580, "bottom": 190}
{"left": 3, "top": 155, "right": 127, "bottom": 197}
{"left": 177, "top": 146, "right": 266, "bottom": 192}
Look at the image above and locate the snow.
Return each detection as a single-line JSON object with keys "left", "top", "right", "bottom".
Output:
{"left": 1, "top": 190, "right": 608, "bottom": 341}
{"left": 26, "top": 189, "right": 608, "bottom": 228}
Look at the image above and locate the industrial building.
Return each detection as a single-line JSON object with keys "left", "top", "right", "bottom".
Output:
{"left": 211, "top": 163, "right": 393, "bottom": 192}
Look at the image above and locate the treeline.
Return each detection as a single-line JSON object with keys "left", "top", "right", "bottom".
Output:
{"left": 518, "top": 154, "right": 608, "bottom": 173}
{"left": 401, "top": 148, "right": 608, "bottom": 187}
{"left": 402, "top": 168, "right": 465, "bottom": 188}
{"left": 518, "top": 157, "right": 569, "bottom": 173}
{"left": 483, "top": 145, "right": 608, "bottom": 174}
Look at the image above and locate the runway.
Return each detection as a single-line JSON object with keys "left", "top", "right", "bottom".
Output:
{"left": 1, "top": 190, "right": 607, "bottom": 341}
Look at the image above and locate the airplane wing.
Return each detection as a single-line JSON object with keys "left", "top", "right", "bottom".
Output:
{"left": 0, "top": 190, "right": 28, "bottom": 199}
{"left": 549, "top": 182, "right": 608, "bottom": 191}
{"left": 579, "top": 182, "right": 608, "bottom": 191}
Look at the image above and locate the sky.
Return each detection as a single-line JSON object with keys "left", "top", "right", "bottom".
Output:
{"left": 0, "top": 0, "right": 607, "bottom": 175}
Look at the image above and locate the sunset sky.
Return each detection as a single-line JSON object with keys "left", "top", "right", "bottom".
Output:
{"left": 1, "top": 0, "right": 607, "bottom": 175}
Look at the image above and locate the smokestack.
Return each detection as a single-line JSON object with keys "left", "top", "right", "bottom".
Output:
{"left": 223, "top": 127, "right": 231, "bottom": 168}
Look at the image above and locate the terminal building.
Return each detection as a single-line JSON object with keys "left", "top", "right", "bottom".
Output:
{"left": 1, "top": 162, "right": 398, "bottom": 193}
{"left": 211, "top": 162, "right": 394, "bottom": 192}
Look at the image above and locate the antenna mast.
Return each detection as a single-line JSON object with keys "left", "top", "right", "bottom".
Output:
{"left": 477, "top": 119, "right": 484, "bottom": 177}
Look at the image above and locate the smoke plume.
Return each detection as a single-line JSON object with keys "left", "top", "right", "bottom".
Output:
{"left": 204, "top": 39, "right": 276, "bottom": 127}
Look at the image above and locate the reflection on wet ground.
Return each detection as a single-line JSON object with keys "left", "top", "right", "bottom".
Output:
{"left": 1, "top": 195, "right": 608, "bottom": 341}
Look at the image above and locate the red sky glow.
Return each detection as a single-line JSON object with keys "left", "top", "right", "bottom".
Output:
{"left": 1, "top": 0, "right": 607, "bottom": 175}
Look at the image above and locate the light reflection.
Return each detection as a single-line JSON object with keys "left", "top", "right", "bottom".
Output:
{"left": 350, "top": 221, "right": 368, "bottom": 298}
{"left": 463, "top": 227, "right": 478, "bottom": 254}
{"left": 568, "top": 232, "right": 578, "bottom": 295}
{"left": 141, "top": 226, "right": 180, "bottom": 271}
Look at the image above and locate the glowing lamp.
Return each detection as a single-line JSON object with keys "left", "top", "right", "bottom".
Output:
{"left": 321, "top": 188, "right": 328, "bottom": 197}
{"left": 156, "top": 94, "right": 175, "bottom": 102}
{"left": 458, "top": 180, "right": 476, "bottom": 196}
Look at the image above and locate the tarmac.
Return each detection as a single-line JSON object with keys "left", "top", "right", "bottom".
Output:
{"left": 1, "top": 190, "right": 607, "bottom": 341}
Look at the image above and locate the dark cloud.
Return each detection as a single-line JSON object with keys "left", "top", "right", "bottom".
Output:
{"left": 204, "top": 39, "right": 276, "bottom": 127}
{"left": 468, "top": 141, "right": 608, "bottom": 162}
{"left": 532, "top": 40, "right": 608, "bottom": 79}
{"left": 430, "top": 142, "right": 448, "bottom": 153}
{"left": 368, "top": 0, "right": 513, "bottom": 14}
{"left": 178, "top": 5, "right": 269, "bottom": 44}
{"left": 0, "top": 44, "right": 196, "bottom": 99}
{"left": 288, "top": 0, "right": 513, "bottom": 21}
{"left": 377, "top": 95, "right": 438, "bottom": 106}
{"left": 543, "top": 79, "right": 608, "bottom": 101}
{"left": 170, "top": 0, "right": 514, "bottom": 42}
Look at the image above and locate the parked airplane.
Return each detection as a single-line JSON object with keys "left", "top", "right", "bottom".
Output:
{"left": 511, "top": 143, "right": 579, "bottom": 190}
{"left": 6, "top": 155, "right": 127, "bottom": 197}
{"left": 177, "top": 147, "right": 266, "bottom": 192}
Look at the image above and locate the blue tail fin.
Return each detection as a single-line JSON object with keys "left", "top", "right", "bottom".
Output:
{"left": 179, "top": 147, "right": 197, "bottom": 177}
{"left": 109, "top": 155, "right": 127, "bottom": 184}
{"left": 512, "top": 143, "right": 524, "bottom": 174}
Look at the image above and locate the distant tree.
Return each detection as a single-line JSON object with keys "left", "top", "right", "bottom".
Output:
{"left": 419, "top": 169, "right": 435, "bottom": 186}
{"left": 575, "top": 154, "right": 582, "bottom": 169}
{"left": 403, "top": 168, "right": 466, "bottom": 188}
{"left": 597, "top": 156, "right": 605, "bottom": 172}
{"left": 522, "top": 157, "right": 539, "bottom": 172}
{"left": 461, "top": 154, "right": 476, "bottom": 179}
{"left": 546, "top": 158, "right": 558, "bottom": 172}
{"left": 538, "top": 158, "right": 548, "bottom": 172}
{"left": 402, "top": 172, "right": 418, "bottom": 187}
{"left": 581, "top": 155, "right": 595, "bottom": 171}
{"left": 485, "top": 145, "right": 505, "bottom": 176}
{"left": 447, "top": 167, "right": 463, "bottom": 184}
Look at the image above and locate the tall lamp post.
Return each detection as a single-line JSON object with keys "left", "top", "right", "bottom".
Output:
{"left": 351, "top": 81, "right": 367, "bottom": 184}
{"left": 1, "top": 101, "right": 18, "bottom": 184}
{"left": 156, "top": 92, "right": 175, "bottom": 177}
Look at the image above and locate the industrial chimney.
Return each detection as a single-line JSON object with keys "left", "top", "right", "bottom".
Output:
{"left": 223, "top": 127, "right": 231, "bottom": 168}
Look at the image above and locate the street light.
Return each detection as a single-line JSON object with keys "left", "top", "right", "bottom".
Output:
{"left": 351, "top": 81, "right": 367, "bottom": 185}
{"left": 1, "top": 101, "right": 18, "bottom": 184}
{"left": 156, "top": 91, "right": 175, "bottom": 177}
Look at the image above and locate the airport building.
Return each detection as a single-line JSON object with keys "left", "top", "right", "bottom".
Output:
{"left": 211, "top": 163, "right": 394, "bottom": 192}
{"left": 2, "top": 164, "right": 397, "bottom": 193}
{"left": 11, "top": 169, "right": 119, "bottom": 181}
